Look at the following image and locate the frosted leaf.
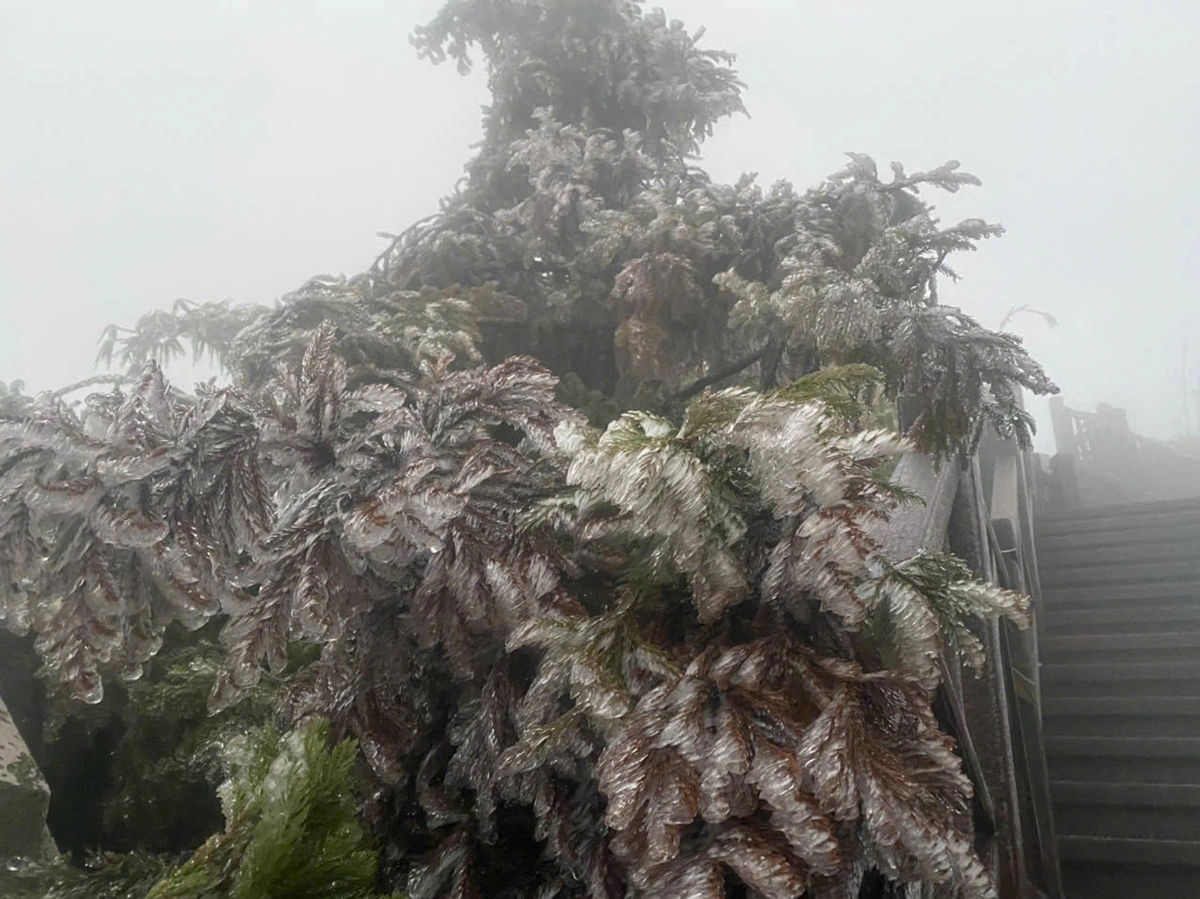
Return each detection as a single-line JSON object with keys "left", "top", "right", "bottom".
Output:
{"left": 35, "top": 588, "right": 115, "bottom": 705}
{"left": 292, "top": 556, "right": 335, "bottom": 641}
{"left": 764, "top": 509, "right": 876, "bottom": 626}
{"left": 213, "top": 592, "right": 290, "bottom": 711}
{"left": 567, "top": 412, "right": 747, "bottom": 619}
{"left": 495, "top": 711, "right": 594, "bottom": 780}
{"left": 29, "top": 476, "right": 104, "bottom": 516}
{"left": 345, "top": 382, "right": 408, "bottom": 414}
{"left": 725, "top": 399, "right": 846, "bottom": 512}
{"left": 834, "top": 427, "right": 911, "bottom": 466}
{"left": 484, "top": 554, "right": 563, "bottom": 626}
{"left": 405, "top": 827, "right": 473, "bottom": 899}
{"left": 95, "top": 447, "right": 178, "bottom": 482}
{"left": 797, "top": 682, "right": 992, "bottom": 897}
{"left": 863, "top": 553, "right": 1031, "bottom": 687}
{"left": 609, "top": 747, "right": 702, "bottom": 867}
{"left": 73, "top": 668, "right": 105, "bottom": 705}
{"left": 640, "top": 855, "right": 724, "bottom": 898}
{"left": 445, "top": 664, "right": 523, "bottom": 840}
{"left": 708, "top": 822, "right": 810, "bottom": 899}
{"left": 552, "top": 419, "right": 587, "bottom": 456}
{"left": 746, "top": 742, "right": 842, "bottom": 874}
{"left": 89, "top": 504, "right": 169, "bottom": 549}
{"left": 150, "top": 543, "right": 219, "bottom": 627}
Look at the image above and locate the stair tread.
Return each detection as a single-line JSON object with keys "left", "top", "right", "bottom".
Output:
{"left": 1043, "top": 632, "right": 1200, "bottom": 651}
{"left": 1044, "top": 604, "right": 1200, "bottom": 626}
{"left": 1041, "top": 560, "right": 1200, "bottom": 589}
{"left": 1057, "top": 835, "right": 1200, "bottom": 865}
{"left": 1046, "top": 736, "right": 1200, "bottom": 757}
{"left": 1037, "top": 514, "right": 1200, "bottom": 539}
{"left": 1043, "top": 546, "right": 1200, "bottom": 572}
{"left": 1045, "top": 696, "right": 1200, "bottom": 715}
{"left": 1037, "top": 496, "right": 1200, "bottom": 526}
{"left": 1040, "top": 579, "right": 1200, "bottom": 606}
{"left": 1051, "top": 781, "right": 1200, "bottom": 806}
{"left": 1036, "top": 524, "right": 1200, "bottom": 552}
{"left": 1040, "top": 495, "right": 1200, "bottom": 516}
{"left": 1042, "top": 661, "right": 1200, "bottom": 681}
{"left": 1033, "top": 500, "right": 1200, "bottom": 869}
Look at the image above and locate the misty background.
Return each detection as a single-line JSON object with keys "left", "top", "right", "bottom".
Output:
{"left": 3, "top": 0, "right": 1199, "bottom": 454}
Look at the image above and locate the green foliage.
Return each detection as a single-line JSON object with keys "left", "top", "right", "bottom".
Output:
{"left": 3, "top": 850, "right": 171, "bottom": 899}
{"left": 99, "top": 628, "right": 284, "bottom": 853}
{"left": 147, "top": 718, "right": 399, "bottom": 899}
{"left": 864, "top": 552, "right": 1032, "bottom": 688}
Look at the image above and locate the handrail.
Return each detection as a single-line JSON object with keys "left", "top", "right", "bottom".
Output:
{"left": 1054, "top": 400, "right": 1200, "bottom": 464}
{"left": 1048, "top": 395, "right": 1200, "bottom": 508}
{"left": 873, "top": 451, "right": 959, "bottom": 560}
{"left": 983, "top": 431, "right": 1063, "bottom": 899}
{"left": 872, "top": 452, "right": 996, "bottom": 824}
{"left": 873, "top": 433, "right": 1062, "bottom": 898}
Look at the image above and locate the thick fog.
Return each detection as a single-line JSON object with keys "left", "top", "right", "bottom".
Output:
{"left": 3, "top": 0, "right": 1198, "bottom": 453}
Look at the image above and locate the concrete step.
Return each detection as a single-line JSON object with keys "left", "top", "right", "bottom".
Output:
{"left": 1046, "top": 738, "right": 1200, "bottom": 784}
{"left": 1051, "top": 781, "right": 1200, "bottom": 807}
{"left": 1041, "top": 666, "right": 1200, "bottom": 699}
{"left": 1042, "top": 631, "right": 1200, "bottom": 650}
{"left": 1053, "top": 782, "right": 1200, "bottom": 843}
{"left": 1056, "top": 802, "right": 1200, "bottom": 842}
{"left": 1043, "top": 661, "right": 1200, "bottom": 682}
{"left": 1039, "top": 578, "right": 1200, "bottom": 608}
{"left": 1048, "top": 754, "right": 1200, "bottom": 786}
{"left": 1051, "top": 777, "right": 1200, "bottom": 806}
{"left": 1060, "top": 861, "right": 1200, "bottom": 899}
{"left": 1035, "top": 498, "right": 1200, "bottom": 893}
{"left": 1036, "top": 522, "right": 1200, "bottom": 554}
{"left": 1040, "top": 558, "right": 1200, "bottom": 590}
{"left": 1046, "top": 714, "right": 1200, "bottom": 739}
{"left": 1046, "top": 737, "right": 1200, "bottom": 758}
{"left": 1043, "top": 603, "right": 1200, "bottom": 634}
{"left": 1057, "top": 835, "right": 1200, "bottom": 866}
{"left": 1036, "top": 498, "right": 1200, "bottom": 537}
{"left": 1041, "top": 633, "right": 1200, "bottom": 665}
{"left": 1044, "top": 696, "right": 1200, "bottom": 717}
{"left": 1038, "top": 537, "right": 1200, "bottom": 571}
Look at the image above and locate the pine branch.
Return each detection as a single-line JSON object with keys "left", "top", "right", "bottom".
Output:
{"left": 672, "top": 347, "right": 766, "bottom": 402}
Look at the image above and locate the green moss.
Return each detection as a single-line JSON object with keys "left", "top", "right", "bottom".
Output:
{"left": 146, "top": 719, "right": 402, "bottom": 899}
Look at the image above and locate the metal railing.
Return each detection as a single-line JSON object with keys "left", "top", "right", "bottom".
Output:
{"left": 878, "top": 400, "right": 1062, "bottom": 898}
{"left": 1048, "top": 396, "right": 1200, "bottom": 508}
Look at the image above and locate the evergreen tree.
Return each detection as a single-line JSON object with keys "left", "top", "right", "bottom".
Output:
{"left": 0, "top": 1, "right": 1056, "bottom": 896}
{"left": 97, "top": 0, "right": 1053, "bottom": 456}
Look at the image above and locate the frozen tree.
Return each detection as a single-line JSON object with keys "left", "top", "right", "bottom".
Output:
{"left": 0, "top": 1, "right": 1054, "bottom": 896}
{"left": 100, "top": 0, "right": 1053, "bottom": 455}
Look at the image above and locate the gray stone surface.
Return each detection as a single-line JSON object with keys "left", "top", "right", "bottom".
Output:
{"left": 0, "top": 693, "right": 57, "bottom": 867}
{"left": 872, "top": 450, "right": 960, "bottom": 560}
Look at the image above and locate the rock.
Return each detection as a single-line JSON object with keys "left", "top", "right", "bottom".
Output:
{"left": 0, "top": 692, "right": 57, "bottom": 869}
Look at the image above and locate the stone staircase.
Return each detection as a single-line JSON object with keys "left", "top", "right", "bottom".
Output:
{"left": 1037, "top": 497, "right": 1200, "bottom": 897}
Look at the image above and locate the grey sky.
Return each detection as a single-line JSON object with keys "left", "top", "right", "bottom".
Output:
{"left": 3, "top": 1, "right": 1199, "bottom": 453}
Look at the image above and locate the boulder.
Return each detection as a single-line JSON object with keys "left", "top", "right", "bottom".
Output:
{"left": 0, "top": 693, "right": 57, "bottom": 869}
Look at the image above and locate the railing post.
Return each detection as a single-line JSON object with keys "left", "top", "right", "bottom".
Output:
{"left": 1047, "top": 453, "right": 1082, "bottom": 510}
{"left": 1048, "top": 396, "right": 1076, "bottom": 457}
{"left": 989, "top": 436, "right": 1064, "bottom": 899}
